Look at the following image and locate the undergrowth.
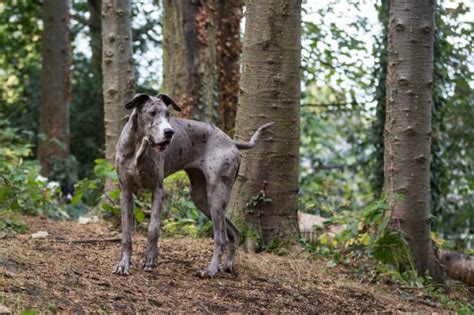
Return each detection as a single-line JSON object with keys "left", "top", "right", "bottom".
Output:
{"left": 0, "top": 116, "right": 207, "bottom": 236}
{"left": 299, "top": 196, "right": 473, "bottom": 313}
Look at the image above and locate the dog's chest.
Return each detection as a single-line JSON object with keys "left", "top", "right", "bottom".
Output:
{"left": 133, "top": 156, "right": 163, "bottom": 190}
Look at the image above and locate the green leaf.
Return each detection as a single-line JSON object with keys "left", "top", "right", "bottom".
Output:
{"left": 70, "top": 191, "right": 83, "bottom": 205}
{"left": 134, "top": 210, "right": 145, "bottom": 223}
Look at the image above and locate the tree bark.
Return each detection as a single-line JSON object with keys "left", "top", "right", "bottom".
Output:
{"left": 228, "top": 0, "right": 301, "bottom": 249}
{"left": 215, "top": 0, "right": 242, "bottom": 134}
{"left": 89, "top": 0, "right": 102, "bottom": 84}
{"left": 370, "top": 0, "right": 389, "bottom": 197}
{"left": 102, "top": 0, "right": 134, "bottom": 170}
{"left": 38, "top": 0, "right": 71, "bottom": 176}
{"left": 439, "top": 250, "right": 473, "bottom": 286}
{"left": 384, "top": 0, "right": 442, "bottom": 278}
{"left": 162, "top": 0, "right": 242, "bottom": 133}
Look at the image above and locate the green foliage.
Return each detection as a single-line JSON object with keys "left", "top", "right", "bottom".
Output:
{"left": 300, "top": 1, "right": 376, "bottom": 218}
{"left": 300, "top": 104, "right": 373, "bottom": 215}
{"left": 372, "top": 229, "right": 414, "bottom": 272}
{"left": 69, "top": 55, "right": 105, "bottom": 178}
{"left": 431, "top": 1, "right": 473, "bottom": 246}
{"left": 0, "top": 1, "right": 42, "bottom": 134}
{"left": 366, "top": 0, "right": 473, "bottom": 246}
{"left": 301, "top": 197, "right": 423, "bottom": 286}
{"left": 0, "top": 118, "right": 68, "bottom": 220}
{"left": 161, "top": 171, "right": 206, "bottom": 237}
{"left": 0, "top": 212, "right": 28, "bottom": 233}
{"left": 0, "top": 0, "right": 164, "bottom": 179}
{"left": 303, "top": 196, "right": 471, "bottom": 311}
{"left": 244, "top": 191, "right": 272, "bottom": 214}
{"left": 74, "top": 160, "right": 206, "bottom": 237}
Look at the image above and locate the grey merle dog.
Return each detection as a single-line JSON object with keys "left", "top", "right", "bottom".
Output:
{"left": 113, "top": 93, "right": 272, "bottom": 277}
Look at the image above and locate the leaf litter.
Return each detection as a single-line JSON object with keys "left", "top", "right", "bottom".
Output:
{"left": 0, "top": 216, "right": 445, "bottom": 313}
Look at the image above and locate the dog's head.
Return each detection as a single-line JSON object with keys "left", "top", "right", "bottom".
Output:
{"left": 125, "top": 93, "right": 181, "bottom": 152}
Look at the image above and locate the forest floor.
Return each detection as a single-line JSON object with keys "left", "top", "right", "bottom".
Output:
{"left": 0, "top": 215, "right": 468, "bottom": 313}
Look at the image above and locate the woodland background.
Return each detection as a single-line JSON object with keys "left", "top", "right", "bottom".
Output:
{"left": 0, "top": 0, "right": 473, "bottom": 312}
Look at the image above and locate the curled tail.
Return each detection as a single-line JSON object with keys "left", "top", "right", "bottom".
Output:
{"left": 233, "top": 122, "right": 274, "bottom": 150}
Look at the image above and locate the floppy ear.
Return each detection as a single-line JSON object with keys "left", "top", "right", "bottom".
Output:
{"left": 129, "top": 108, "right": 139, "bottom": 130}
{"left": 125, "top": 93, "right": 150, "bottom": 110}
{"left": 158, "top": 94, "right": 181, "bottom": 112}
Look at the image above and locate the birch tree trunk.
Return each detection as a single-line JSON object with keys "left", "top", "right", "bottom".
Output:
{"left": 38, "top": 0, "right": 71, "bottom": 176}
{"left": 228, "top": 0, "right": 301, "bottom": 250}
{"left": 384, "top": 0, "right": 441, "bottom": 278}
{"left": 162, "top": 0, "right": 242, "bottom": 133}
{"left": 102, "top": 0, "right": 134, "bottom": 169}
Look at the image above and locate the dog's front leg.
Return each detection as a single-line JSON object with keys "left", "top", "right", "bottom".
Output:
{"left": 113, "top": 188, "right": 134, "bottom": 275}
{"left": 144, "top": 183, "right": 164, "bottom": 271}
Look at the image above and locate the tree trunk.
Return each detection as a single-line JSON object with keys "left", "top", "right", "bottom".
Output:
{"left": 89, "top": 0, "right": 102, "bottom": 84}
{"left": 102, "top": 0, "right": 134, "bottom": 170}
{"left": 215, "top": 0, "right": 242, "bottom": 134}
{"left": 228, "top": 0, "right": 301, "bottom": 250}
{"left": 384, "top": 0, "right": 441, "bottom": 278}
{"left": 38, "top": 0, "right": 71, "bottom": 176}
{"left": 89, "top": 0, "right": 105, "bottom": 161}
{"left": 369, "top": 0, "right": 389, "bottom": 197}
{"left": 162, "top": 0, "right": 242, "bottom": 133}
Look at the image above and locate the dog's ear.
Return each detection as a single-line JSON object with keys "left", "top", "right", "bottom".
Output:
{"left": 158, "top": 94, "right": 181, "bottom": 112}
{"left": 130, "top": 109, "right": 138, "bottom": 130}
{"left": 125, "top": 93, "right": 150, "bottom": 110}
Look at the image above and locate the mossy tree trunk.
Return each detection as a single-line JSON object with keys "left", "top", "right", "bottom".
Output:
{"left": 162, "top": 0, "right": 242, "bottom": 133}
{"left": 38, "top": 0, "right": 71, "bottom": 176}
{"left": 228, "top": 0, "right": 301, "bottom": 250}
{"left": 384, "top": 0, "right": 442, "bottom": 278}
{"left": 101, "top": 0, "right": 134, "bottom": 172}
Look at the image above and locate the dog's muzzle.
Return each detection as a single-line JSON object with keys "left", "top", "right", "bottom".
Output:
{"left": 150, "top": 128, "right": 174, "bottom": 152}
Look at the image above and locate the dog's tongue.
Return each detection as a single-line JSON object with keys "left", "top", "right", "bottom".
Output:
{"left": 153, "top": 140, "right": 169, "bottom": 151}
{"left": 155, "top": 144, "right": 166, "bottom": 151}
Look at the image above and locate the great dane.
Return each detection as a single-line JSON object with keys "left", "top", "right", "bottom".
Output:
{"left": 113, "top": 93, "right": 272, "bottom": 277}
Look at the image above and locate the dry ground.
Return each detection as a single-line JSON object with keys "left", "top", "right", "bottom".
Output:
{"left": 0, "top": 216, "right": 457, "bottom": 313}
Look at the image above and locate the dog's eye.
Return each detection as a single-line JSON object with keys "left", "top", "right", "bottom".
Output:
{"left": 150, "top": 110, "right": 156, "bottom": 117}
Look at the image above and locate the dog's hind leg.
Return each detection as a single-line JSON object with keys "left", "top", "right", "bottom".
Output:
{"left": 187, "top": 168, "right": 239, "bottom": 276}
{"left": 223, "top": 218, "right": 240, "bottom": 273}
{"left": 202, "top": 182, "right": 230, "bottom": 277}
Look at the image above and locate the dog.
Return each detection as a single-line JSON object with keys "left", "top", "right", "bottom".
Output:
{"left": 113, "top": 93, "right": 272, "bottom": 277}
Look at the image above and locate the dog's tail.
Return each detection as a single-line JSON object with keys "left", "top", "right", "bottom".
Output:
{"left": 233, "top": 122, "right": 274, "bottom": 150}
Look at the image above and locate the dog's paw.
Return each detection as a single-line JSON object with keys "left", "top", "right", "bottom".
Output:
{"left": 143, "top": 250, "right": 158, "bottom": 272}
{"left": 220, "top": 265, "right": 235, "bottom": 274}
{"left": 197, "top": 267, "right": 218, "bottom": 278}
{"left": 143, "top": 257, "right": 158, "bottom": 272}
{"left": 113, "top": 258, "right": 131, "bottom": 276}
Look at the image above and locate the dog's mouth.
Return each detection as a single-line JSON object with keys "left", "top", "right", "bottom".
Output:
{"left": 151, "top": 139, "right": 171, "bottom": 152}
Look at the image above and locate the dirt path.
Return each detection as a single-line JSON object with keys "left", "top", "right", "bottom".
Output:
{"left": 0, "top": 216, "right": 444, "bottom": 313}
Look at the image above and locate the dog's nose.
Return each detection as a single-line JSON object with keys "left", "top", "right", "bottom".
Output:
{"left": 164, "top": 128, "right": 174, "bottom": 138}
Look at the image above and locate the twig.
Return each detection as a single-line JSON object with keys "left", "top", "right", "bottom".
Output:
{"left": 49, "top": 237, "right": 121, "bottom": 244}
{"left": 293, "top": 247, "right": 307, "bottom": 258}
